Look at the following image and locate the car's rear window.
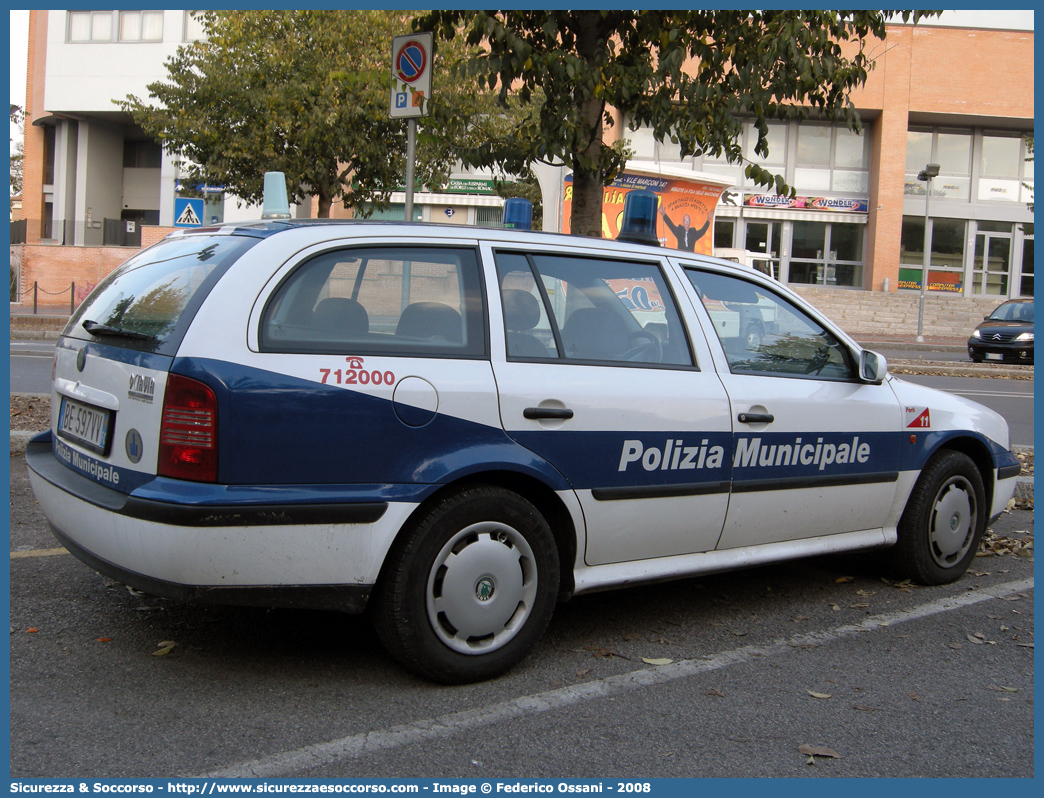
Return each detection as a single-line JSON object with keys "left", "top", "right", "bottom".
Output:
{"left": 65, "top": 234, "right": 259, "bottom": 356}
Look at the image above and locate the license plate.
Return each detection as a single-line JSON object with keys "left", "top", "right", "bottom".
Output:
{"left": 985, "top": 353, "right": 1003, "bottom": 361}
{"left": 57, "top": 397, "right": 113, "bottom": 456}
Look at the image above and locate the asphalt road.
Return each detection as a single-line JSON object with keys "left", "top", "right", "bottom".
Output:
{"left": 8, "top": 455, "right": 1034, "bottom": 779}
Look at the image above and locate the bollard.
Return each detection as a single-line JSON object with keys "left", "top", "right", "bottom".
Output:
{"left": 33, "top": 281, "right": 38, "bottom": 314}
{"left": 71, "top": 282, "right": 76, "bottom": 314}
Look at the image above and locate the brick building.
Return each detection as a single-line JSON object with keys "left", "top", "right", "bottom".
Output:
{"left": 14, "top": 10, "right": 1034, "bottom": 311}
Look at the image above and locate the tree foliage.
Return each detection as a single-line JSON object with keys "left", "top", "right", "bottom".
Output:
{"left": 418, "top": 10, "right": 939, "bottom": 237}
{"left": 121, "top": 10, "right": 464, "bottom": 217}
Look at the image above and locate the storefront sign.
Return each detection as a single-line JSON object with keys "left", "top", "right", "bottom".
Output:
{"left": 898, "top": 267, "right": 963, "bottom": 292}
{"left": 744, "top": 194, "right": 869, "bottom": 213}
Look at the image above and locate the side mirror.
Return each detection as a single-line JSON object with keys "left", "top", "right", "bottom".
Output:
{"left": 859, "top": 349, "right": 888, "bottom": 384}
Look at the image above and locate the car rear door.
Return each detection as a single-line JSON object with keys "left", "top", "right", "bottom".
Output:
{"left": 487, "top": 245, "right": 733, "bottom": 566}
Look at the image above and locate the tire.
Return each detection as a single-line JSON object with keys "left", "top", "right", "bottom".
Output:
{"left": 888, "top": 450, "right": 986, "bottom": 586}
{"left": 743, "top": 323, "right": 763, "bottom": 350}
{"left": 371, "top": 486, "right": 560, "bottom": 684}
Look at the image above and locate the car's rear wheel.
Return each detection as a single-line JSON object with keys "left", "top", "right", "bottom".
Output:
{"left": 371, "top": 485, "right": 559, "bottom": 684}
{"left": 888, "top": 449, "right": 986, "bottom": 585}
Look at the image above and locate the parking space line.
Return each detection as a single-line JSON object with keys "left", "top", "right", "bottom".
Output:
{"left": 10, "top": 547, "right": 69, "bottom": 559}
{"left": 199, "top": 576, "right": 1033, "bottom": 779}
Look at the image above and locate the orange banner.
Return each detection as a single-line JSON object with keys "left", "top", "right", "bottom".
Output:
{"left": 562, "top": 173, "right": 726, "bottom": 255}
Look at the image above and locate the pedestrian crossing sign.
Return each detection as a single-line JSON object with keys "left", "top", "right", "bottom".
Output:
{"left": 174, "top": 198, "right": 205, "bottom": 227}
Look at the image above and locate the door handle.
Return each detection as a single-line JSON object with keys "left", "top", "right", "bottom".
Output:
{"left": 738, "top": 412, "right": 774, "bottom": 424}
{"left": 524, "top": 407, "right": 574, "bottom": 420}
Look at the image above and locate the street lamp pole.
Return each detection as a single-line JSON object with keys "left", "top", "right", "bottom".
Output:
{"left": 915, "top": 163, "right": 940, "bottom": 343}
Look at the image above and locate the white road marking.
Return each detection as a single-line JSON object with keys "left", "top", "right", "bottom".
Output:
{"left": 199, "top": 576, "right": 1033, "bottom": 779}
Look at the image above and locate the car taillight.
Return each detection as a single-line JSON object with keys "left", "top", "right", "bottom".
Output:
{"left": 158, "top": 374, "right": 218, "bottom": 482}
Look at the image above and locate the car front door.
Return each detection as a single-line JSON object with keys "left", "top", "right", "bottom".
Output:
{"left": 488, "top": 247, "right": 733, "bottom": 566}
{"left": 680, "top": 265, "right": 904, "bottom": 550}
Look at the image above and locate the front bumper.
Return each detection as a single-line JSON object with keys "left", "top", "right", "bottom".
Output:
{"left": 967, "top": 340, "right": 1034, "bottom": 363}
{"left": 25, "top": 434, "right": 417, "bottom": 612}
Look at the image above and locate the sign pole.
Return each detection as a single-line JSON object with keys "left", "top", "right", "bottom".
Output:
{"left": 405, "top": 118, "right": 417, "bottom": 222}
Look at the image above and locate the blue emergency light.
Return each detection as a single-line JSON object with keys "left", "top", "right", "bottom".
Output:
{"left": 617, "top": 189, "right": 660, "bottom": 246}
{"left": 261, "top": 172, "right": 292, "bottom": 220}
{"left": 502, "top": 198, "right": 533, "bottom": 230}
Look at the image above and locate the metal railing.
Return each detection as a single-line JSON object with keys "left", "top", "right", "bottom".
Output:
{"left": 12, "top": 281, "right": 79, "bottom": 314}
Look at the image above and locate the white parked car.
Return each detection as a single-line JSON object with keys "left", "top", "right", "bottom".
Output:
{"left": 27, "top": 200, "right": 1020, "bottom": 683}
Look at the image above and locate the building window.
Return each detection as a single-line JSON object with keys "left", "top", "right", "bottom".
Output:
{"left": 979, "top": 132, "right": 1032, "bottom": 203}
{"left": 119, "top": 11, "right": 163, "bottom": 41}
{"left": 475, "top": 206, "right": 504, "bottom": 228}
{"left": 184, "top": 10, "right": 208, "bottom": 42}
{"left": 787, "top": 221, "right": 864, "bottom": 287}
{"left": 794, "top": 123, "right": 868, "bottom": 194}
{"left": 713, "top": 218, "right": 735, "bottom": 250}
{"left": 69, "top": 11, "right": 114, "bottom": 42}
{"left": 899, "top": 217, "right": 967, "bottom": 293}
{"left": 123, "top": 140, "right": 162, "bottom": 169}
{"left": 905, "top": 128, "right": 972, "bottom": 200}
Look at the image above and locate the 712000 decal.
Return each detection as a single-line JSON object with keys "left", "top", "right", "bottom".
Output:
{"left": 320, "top": 357, "right": 395, "bottom": 387}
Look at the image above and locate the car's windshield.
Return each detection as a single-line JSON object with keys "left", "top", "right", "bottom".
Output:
{"left": 989, "top": 302, "right": 1034, "bottom": 323}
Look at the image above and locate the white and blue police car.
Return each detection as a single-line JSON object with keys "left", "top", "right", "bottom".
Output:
{"left": 27, "top": 180, "right": 1021, "bottom": 683}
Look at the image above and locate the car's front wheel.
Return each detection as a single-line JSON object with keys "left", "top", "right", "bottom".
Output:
{"left": 371, "top": 486, "right": 560, "bottom": 684}
{"left": 888, "top": 449, "right": 986, "bottom": 585}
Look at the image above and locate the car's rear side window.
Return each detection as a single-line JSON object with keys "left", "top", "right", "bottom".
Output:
{"left": 65, "top": 234, "right": 259, "bottom": 356}
{"left": 260, "top": 246, "right": 487, "bottom": 358}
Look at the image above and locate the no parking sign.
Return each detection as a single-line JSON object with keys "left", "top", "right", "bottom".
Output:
{"left": 390, "top": 32, "right": 432, "bottom": 118}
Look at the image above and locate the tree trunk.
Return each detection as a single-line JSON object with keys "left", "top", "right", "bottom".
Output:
{"left": 316, "top": 189, "right": 332, "bottom": 218}
{"left": 570, "top": 161, "right": 605, "bottom": 238}
{"left": 568, "top": 12, "right": 608, "bottom": 238}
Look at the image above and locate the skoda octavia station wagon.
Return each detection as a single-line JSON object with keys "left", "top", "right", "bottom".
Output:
{"left": 27, "top": 195, "right": 1021, "bottom": 683}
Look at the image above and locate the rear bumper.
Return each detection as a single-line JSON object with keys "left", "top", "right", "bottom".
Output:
{"left": 25, "top": 434, "right": 417, "bottom": 612}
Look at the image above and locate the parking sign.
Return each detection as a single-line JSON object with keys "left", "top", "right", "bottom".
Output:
{"left": 390, "top": 32, "right": 433, "bottom": 119}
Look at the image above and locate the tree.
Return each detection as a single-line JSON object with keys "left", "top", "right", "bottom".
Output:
{"left": 418, "top": 10, "right": 939, "bottom": 237}
{"left": 121, "top": 11, "right": 451, "bottom": 217}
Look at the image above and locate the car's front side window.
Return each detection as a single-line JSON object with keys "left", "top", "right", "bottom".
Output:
{"left": 495, "top": 251, "right": 694, "bottom": 367}
{"left": 685, "top": 268, "right": 855, "bottom": 380}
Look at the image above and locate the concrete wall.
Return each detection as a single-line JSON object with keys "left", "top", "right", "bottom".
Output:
{"left": 792, "top": 286, "right": 999, "bottom": 341}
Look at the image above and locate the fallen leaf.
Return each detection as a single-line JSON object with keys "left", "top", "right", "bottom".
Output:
{"left": 852, "top": 705, "right": 878, "bottom": 712}
{"left": 835, "top": 576, "right": 855, "bottom": 584}
{"left": 152, "top": 642, "right": 177, "bottom": 657}
{"left": 705, "top": 688, "right": 725, "bottom": 697}
{"left": 642, "top": 657, "right": 673, "bottom": 666}
{"left": 907, "top": 691, "right": 922, "bottom": 702}
{"left": 948, "top": 642, "right": 962, "bottom": 650}
{"left": 850, "top": 603, "right": 870, "bottom": 609}
{"left": 798, "top": 744, "right": 841, "bottom": 759}
{"left": 831, "top": 604, "right": 841, "bottom": 611}
{"left": 806, "top": 690, "right": 832, "bottom": 699}
{"left": 575, "top": 668, "right": 591, "bottom": 677}
{"left": 986, "top": 685, "right": 1019, "bottom": 693}
{"left": 967, "top": 634, "right": 985, "bottom": 645}
{"left": 26, "top": 628, "right": 39, "bottom": 634}
{"left": 623, "top": 632, "right": 642, "bottom": 641}
{"left": 96, "top": 637, "right": 113, "bottom": 643}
